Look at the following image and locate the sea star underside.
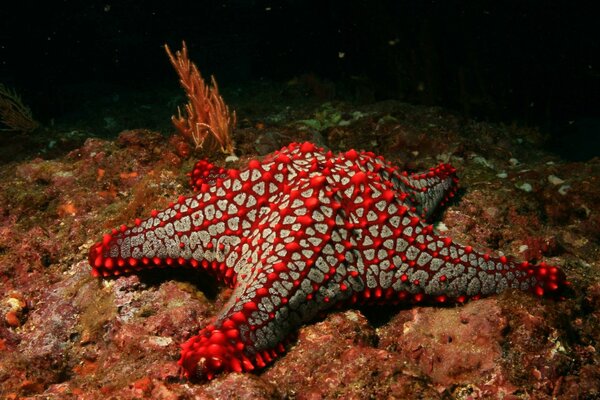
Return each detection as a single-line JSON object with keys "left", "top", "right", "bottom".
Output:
{"left": 88, "top": 142, "right": 569, "bottom": 380}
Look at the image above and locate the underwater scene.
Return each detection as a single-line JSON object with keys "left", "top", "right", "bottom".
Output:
{"left": 1, "top": 1, "right": 599, "bottom": 398}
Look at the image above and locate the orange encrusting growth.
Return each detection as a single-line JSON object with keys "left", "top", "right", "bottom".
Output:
{"left": 165, "top": 41, "right": 236, "bottom": 154}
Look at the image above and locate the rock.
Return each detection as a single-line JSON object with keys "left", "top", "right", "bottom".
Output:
{"left": 378, "top": 299, "right": 513, "bottom": 394}
{"left": 547, "top": 174, "right": 565, "bottom": 185}
{"left": 196, "top": 373, "right": 280, "bottom": 399}
{"left": 264, "top": 310, "right": 440, "bottom": 398}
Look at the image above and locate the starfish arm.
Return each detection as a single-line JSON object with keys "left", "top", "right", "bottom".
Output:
{"left": 88, "top": 141, "right": 326, "bottom": 280}
{"left": 178, "top": 175, "right": 347, "bottom": 379}
{"left": 387, "top": 221, "right": 569, "bottom": 302}
{"left": 344, "top": 177, "right": 570, "bottom": 304}
{"left": 393, "top": 163, "right": 459, "bottom": 220}
{"left": 88, "top": 178, "right": 244, "bottom": 285}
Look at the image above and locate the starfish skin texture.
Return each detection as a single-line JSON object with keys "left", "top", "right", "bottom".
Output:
{"left": 88, "top": 142, "right": 569, "bottom": 380}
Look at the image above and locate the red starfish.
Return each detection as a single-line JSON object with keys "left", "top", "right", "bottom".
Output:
{"left": 89, "top": 142, "right": 569, "bottom": 380}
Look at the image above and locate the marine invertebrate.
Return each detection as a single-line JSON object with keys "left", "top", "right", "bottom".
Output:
{"left": 0, "top": 83, "right": 38, "bottom": 132}
{"left": 88, "top": 142, "right": 569, "bottom": 380}
{"left": 165, "top": 41, "right": 236, "bottom": 154}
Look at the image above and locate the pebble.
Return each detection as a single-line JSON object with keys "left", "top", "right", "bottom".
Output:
{"left": 547, "top": 175, "right": 565, "bottom": 185}
{"left": 516, "top": 182, "right": 533, "bottom": 192}
{"left": 435, "top": 221, "right": 449, "bottom": 232}
{"left": 558, "top": 185, "right": 571, "bottom": 195}
{"left": 225, "top": 154, "right": 240, "bottom": 163}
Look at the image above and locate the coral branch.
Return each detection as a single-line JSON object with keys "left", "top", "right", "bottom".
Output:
{"left": 0, "top": 84, "right": 39, "bottom": 133}
{"left": 165, "top": 42, "right": 236, "bottom": 154}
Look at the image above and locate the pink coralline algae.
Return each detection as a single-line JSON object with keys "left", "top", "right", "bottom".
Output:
{"left": 88, "top": 142, "right": 570, "bottom": 380}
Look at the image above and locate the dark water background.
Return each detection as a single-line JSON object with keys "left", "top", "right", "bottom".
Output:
{"left": 1, "top": 0, "right": 598, "bottom": 160}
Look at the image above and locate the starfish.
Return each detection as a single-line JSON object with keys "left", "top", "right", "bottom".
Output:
{"left": 88, "top": 142, "right": 569, "bottom": 380}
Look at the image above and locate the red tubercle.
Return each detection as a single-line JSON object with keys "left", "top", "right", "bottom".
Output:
{"left": 525, "top": 260, "right": 570, "bottom": 299}
{"left": 179, "top": 324, "right": 245, "bottom": 378}
{"left": 179, "top": 317, "right": 289, "bottom": 379}
{"left": 534, "top": 285, "right": 545, "bottom": 297}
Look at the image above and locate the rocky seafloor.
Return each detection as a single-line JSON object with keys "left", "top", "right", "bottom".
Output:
{"left": 0, "top": 95, "right": 599, "bottom": 399}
